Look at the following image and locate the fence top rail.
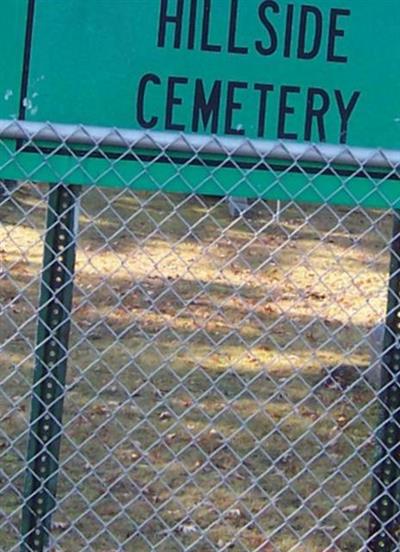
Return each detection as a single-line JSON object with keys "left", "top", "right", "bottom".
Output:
{"left": 1, "top": 119, "right": 399, "bottom": 171}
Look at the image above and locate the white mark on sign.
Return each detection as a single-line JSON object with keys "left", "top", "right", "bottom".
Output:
{"left": 22, "top": 98, "right": 32, "bottom": 110}
{"left": 22, "top": 96, "right": 39, "bottom": 115}
{"left": 4, "top": 90, "right": 13, "bottom": 101}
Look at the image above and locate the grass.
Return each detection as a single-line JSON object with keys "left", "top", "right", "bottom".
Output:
{"left": 0, "top": 183, "right": 391, "bottom": 551}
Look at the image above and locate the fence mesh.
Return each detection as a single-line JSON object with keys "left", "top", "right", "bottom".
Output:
{"left": 0, "top": 126, "right": 398, "bottom": 551}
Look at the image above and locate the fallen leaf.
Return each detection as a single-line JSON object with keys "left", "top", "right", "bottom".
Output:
{"left": 319, "top": 524, "right": 336, "bottom": 531}
{"left": 52, "top": 521, "right": 70, "bottom": 531}
{"left": 90, "top": 404, "right": 109, "bottom": 416}
{"left": 177, "top": 522, "right": 197, "bottom": 534}
{"left": 225, "top": 507, "right": 242, "bottom": 520}
{"left": 342, "top": 504, "right": 358, "bottom": 514}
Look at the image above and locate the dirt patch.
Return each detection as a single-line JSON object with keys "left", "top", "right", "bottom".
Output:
{"left": 0, "top": 185, "right": 389, "bottom": 551}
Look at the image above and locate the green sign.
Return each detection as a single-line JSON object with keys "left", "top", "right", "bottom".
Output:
{"left": 2, "top": 0, "right": 400, "bottom": 207}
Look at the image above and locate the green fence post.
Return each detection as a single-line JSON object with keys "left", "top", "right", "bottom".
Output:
{"left": 20, "top": 183, "right": 80, "bottom": 552}
{"left": 369, "top": 211, "right": 400, "bottom": 550}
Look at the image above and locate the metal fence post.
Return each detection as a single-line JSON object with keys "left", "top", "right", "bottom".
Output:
{"left": 20, "top": 184, "right": 80, "bottom": 552}
{"left": 369, "top": 211, "right": 400, "bottom": 551}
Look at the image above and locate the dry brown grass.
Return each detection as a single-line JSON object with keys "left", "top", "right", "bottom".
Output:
{"left": 0, "top": 185, "right": 390, "bottom": 551}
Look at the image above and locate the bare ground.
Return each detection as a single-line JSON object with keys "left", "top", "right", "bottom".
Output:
{"left": 0, "top": 184, "right": 391, "bottom": 551}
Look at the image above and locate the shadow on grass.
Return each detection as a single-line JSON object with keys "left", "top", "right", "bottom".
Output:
{"left": 0, "top": 186, "right": 387, "bottom": 551}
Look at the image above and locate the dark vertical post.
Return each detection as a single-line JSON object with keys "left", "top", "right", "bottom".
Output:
{"left": 21, "top": 183, "right": 80, "bottom": 552}
{"left": 369, "top": 211, "right": 400, "bottom": 550}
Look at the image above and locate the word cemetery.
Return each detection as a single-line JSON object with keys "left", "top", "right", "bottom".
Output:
{"left": 136, "top": 1, "right": 360, "bottom": 143}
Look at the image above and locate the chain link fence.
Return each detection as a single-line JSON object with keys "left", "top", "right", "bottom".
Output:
{"left": 1, "top": 122, "right": 400, "bottom": 551}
